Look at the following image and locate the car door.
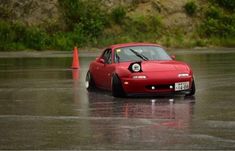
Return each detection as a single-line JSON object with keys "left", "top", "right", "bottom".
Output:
{"left": 94, "top": 48, "right": 115, "bottom": 90}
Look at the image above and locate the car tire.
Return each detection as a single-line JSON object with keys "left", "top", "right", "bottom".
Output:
{"left": 112, "top": 74, "right": 126, "bottom": 98}
{"left": 188, "top": 80, "right": 196, "bottom": 96}
{"left": 86, "top": 71, "right": 96, "bottom": 91}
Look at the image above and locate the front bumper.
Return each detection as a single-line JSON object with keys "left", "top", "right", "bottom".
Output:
{"left": 121, "top": 76, "right": 193, "bottom": 95}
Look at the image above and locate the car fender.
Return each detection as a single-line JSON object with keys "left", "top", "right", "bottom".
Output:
{"left": 114, "top": 64, "right": 133, "bottom": 78}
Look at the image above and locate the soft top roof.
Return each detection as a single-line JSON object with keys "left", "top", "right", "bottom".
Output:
{"left": 110, "top": 42, "right": 162, "bottom": 50}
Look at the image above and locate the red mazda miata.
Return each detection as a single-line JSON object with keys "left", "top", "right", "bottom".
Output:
{"left": 86, "top": 43, "right": 195, "bottom": 97}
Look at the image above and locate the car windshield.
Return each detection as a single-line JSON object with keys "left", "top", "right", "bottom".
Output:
{"left": 114, "top": 46, "right": 172, "bottom": 63}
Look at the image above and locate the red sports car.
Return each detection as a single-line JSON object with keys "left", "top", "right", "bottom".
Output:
{"left": 86, "top": 43, "right": 195, "bottom": 97}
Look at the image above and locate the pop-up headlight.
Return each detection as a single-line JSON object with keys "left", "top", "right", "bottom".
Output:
{"left": 128, "top": 62, "right": 142, "bottom": 73}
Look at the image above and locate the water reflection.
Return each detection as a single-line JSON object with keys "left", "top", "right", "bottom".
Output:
{"left": 63, "top": 92, "right": 195, "bottom": 149}
{"left": 86, "top": 92, "right": 195, "bottom": 129}
{"left": 72, "top": 69, "right": 80, "bottom": 80}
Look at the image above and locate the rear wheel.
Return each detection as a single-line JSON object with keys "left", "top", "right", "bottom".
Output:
{"left": 112, "top": 74, "right": 126, "bottom": 98}
{"left": 188, "top": 80, "right": 196, "bottom": 96}
{"left": 85, "top": 71, "right": 96, "bottom": 91}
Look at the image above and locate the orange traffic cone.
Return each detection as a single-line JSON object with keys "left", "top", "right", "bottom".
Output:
{"left": 71, "top": 47, "right": 80, "bottom": 69}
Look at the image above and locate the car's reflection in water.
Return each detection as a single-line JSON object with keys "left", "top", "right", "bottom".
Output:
{"left": 82, "top": 92, "right": 195, "bottom": 148}
{"left": 87, "top": 91, "right": 195, "bottom": 129}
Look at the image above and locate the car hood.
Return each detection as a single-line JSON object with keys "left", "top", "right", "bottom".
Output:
{"left": 117, "top": 61, "right": 190, "bottom": 72}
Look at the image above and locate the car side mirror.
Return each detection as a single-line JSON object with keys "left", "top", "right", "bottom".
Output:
{"left": 99, "top": 58, "right": 105, "bottom": 64}
{"left": 171, "top": 55, "right": 176, "bottom": 60}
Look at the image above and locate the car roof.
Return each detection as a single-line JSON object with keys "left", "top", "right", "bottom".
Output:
{"left": 110, "top": 42, "right": 162, "bottom": 49}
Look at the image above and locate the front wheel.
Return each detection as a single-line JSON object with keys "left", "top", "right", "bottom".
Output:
{"left": 187, "top": 80, "right": 196, "bottom": 96}
{"left": 112, "top": 74, "right": 126, "bottom": 98}
{"left": 85, "top": 71, "right": 96, "bottom": 91}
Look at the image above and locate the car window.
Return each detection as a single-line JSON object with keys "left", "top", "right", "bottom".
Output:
{"left": 114, "top": 46, "right": 171, "bottom": 63}
{"left": 102, "top": 49, "right": 112, "bottom": 64}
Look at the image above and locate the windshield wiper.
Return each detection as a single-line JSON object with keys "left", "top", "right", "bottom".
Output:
{"left": 130, "top": 49, "right": 149, "bottom": 61}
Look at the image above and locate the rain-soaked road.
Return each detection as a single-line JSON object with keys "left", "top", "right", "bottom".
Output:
{"left": 0, "top": 48, "right": 235, "bottom": 150}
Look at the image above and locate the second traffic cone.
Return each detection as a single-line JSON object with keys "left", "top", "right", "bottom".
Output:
{"left": 71, "top": 47, "right": 80, "bottom": 69}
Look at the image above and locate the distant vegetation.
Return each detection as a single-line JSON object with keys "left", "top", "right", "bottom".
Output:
{"left": 212, "top": 0, "right": 235, "bottom": 12}
{"left": 0, "top": 0, "right": 234, "bottom": 51}
{"left": 198, "top": 0, "right": 235, "bottom": 46}
{"left": 184, "top": 1, "right": 198, "bottom": 16}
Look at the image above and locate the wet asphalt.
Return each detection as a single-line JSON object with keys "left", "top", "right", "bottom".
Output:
{"left": 0, "top": 48, "right": 235, "bottom": 150}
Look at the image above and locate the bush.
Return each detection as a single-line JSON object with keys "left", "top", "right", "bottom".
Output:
{"left": 58, "top": 0, "right": 108, "bottom": 38}
{"left": 0, "top": 21, "right": 50, "bottom": 50}
{"left": 205, "top": 6, "right": 221, "bottom": 19}
{"left": 0, "top": 21, "right": 28, "bottom": 50}
{"left": 147, "top": 15, "right": 162, "bottom": 33}
{"left": 111, "top": 6, "right": 126, "bottom": 23}
{"left": 23, "top": 27, "right": 49, "bottom": 50}
{"left": 184, "top": 1, "right": 197, "bottom": 16}
{"left": 51, "top": 32, "right": 73, "bottom": 51}
{"left": 200, "top": 6, "right": 235, "bottom": 38}
{"left": 212, "top": 0, "right": 235, "bottom": 12}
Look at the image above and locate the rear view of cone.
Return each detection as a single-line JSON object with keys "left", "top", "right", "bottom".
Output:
{"left": 72, "top": 47, "right": 80, "bottom": 69}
